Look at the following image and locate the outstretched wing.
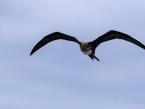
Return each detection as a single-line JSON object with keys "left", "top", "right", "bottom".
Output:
{"left": 90, "top": 30, "right": 145, "bottom": 51}
{"left": 30, "top": 32, "right": 80, "bottom": 55}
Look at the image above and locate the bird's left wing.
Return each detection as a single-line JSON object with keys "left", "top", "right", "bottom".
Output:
{"left": 90, "top": 30, "right": 145, "bottom": 51}
{"left": 30, "top": 32, "right": 80, "bottom": 55}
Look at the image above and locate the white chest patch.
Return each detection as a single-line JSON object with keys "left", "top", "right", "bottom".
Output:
{"left": 82, "top": 49, "right": 92, "bottom": 55}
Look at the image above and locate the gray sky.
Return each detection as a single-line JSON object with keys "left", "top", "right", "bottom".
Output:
{"left": 0, "top": 0, "right": 145, "bottom": 109}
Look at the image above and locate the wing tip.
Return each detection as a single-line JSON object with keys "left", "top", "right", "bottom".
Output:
{"left": 30, "top": 49, "right": 35, "bottom": 56}
{"left": 30, "top": 53, "right": 32, "bottom": 56}
{"left": 30, "top": 51, "right": 33, "bottom": 56}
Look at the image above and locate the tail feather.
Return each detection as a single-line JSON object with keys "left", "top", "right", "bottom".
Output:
{"left": 93, "top": 55, "right": 100, "bottom": 61}
{"left": 89, "top": 55, "right": 94, "bottom": 61}
{"left": 89, "top": 55, "right": 100, "bottom": 61}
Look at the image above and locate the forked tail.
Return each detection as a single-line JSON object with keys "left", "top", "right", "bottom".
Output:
{"left": 89, "top": 55, "right": 100, "bottom": 61}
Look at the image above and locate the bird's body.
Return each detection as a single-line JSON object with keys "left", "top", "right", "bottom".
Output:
{"left": 80, "top": 41, "right": 92, "bottom": 55}
{"left": 30, "top": 30, "right": 145, "bottom": 61}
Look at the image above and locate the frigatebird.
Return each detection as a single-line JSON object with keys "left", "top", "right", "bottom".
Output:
{"left": 30, "top": 30, "right": 145, "bottom": 61}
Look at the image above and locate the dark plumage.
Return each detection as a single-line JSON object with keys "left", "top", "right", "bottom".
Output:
{"left": 30, "top": 32, "right": 81, "bottom": 55}
{"left": 30, "top": 30, "right": 145, "bottom": 61}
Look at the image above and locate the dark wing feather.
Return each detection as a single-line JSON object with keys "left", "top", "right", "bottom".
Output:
{"left": 30, "top": 32, "right": 80, "bottom": 55}
{"left": 90, "top": 30, "right": 145, "bottom": 51}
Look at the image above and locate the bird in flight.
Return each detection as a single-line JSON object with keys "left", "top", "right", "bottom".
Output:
{"left": 30, "top": 30, "right": 145, "bottom": 61}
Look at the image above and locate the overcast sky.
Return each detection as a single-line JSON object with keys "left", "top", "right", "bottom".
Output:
{"left": 0, "top": 0, "right": 145, "bottom": 109}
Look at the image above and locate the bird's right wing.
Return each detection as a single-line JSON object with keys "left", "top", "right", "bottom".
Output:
{"left": 30, "top": 32, "right": 80, "bottom": 55}
{"left": 90, "top": 30, "right": 145, "bottom": 51}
